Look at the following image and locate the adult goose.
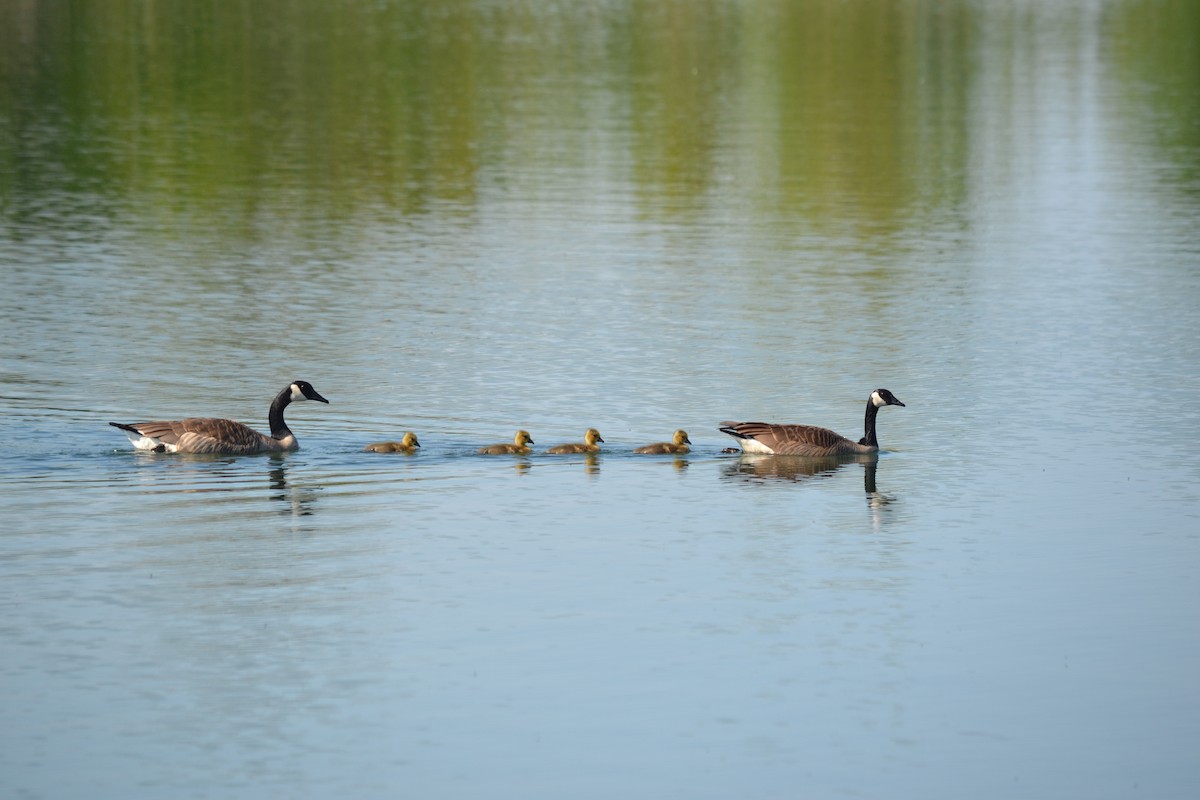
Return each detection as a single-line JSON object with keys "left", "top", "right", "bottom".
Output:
{"left": 546, "top": 428, "right": 604, "bottom": 454}
{"left": 634, "top": 430, "right": 692, "bottom": 455}
{"left": 720, "top": 389, "right": 905, "bottom": 456}
{"left": 364, "top": 432, "right": 421, "bottom": 453}
{"left": 478, "top": 430, "right": 535, "bottom": 455}
{"left": 110, "top": 380, "right": 329, "bottom": 455}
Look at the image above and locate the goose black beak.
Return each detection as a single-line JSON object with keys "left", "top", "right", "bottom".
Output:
{"left": 891, "top": 398, "right": 905, "bottom": 407}
{"left": 310, "top": 391, "right": 329, "bottom": 403}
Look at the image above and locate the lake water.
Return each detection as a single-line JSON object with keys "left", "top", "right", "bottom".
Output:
{"left": 2, "top": 2, "right": 1199, "bottom": 798}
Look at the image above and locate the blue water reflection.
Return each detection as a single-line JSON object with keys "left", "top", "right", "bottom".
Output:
{"left": 2, "top": 2, "right": 1199, "bottom": 799}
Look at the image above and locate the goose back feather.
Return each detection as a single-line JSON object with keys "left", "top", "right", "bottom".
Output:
{"left": 718, "top": 421, "right": 862, "bottom": 456}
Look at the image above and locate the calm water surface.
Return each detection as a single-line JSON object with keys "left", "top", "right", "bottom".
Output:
{"left": 2, "top": 2, "right": 1199, "bottom": 798}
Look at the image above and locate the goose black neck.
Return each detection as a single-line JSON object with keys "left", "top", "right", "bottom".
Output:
{"left": 861, "top": 398, "right": 881, "bottom": 448}
{"left": 268, "top": 386, "right": 294, "bottom": 439}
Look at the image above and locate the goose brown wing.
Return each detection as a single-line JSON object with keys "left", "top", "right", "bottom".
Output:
{"left": 766, "top": 425, "right": 855, "bottom": 455}
{"left": 724, "top": 422, "right": 853, "bottom": 456}
{"left": 132, "top": 417, "right": 267, "bottom": 453}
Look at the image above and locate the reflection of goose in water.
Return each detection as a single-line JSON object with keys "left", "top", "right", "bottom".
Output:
{"left": 722, "top": 454, "right": 899, "bottom": 525}
{"left": 720, "top": 389, "right": 904, "bottom": 456}
{"left": 268, "top": 456, "right": 319, "bottom": 518}
{"left": 722, "top": 454, "right": 877, "bottom": 485}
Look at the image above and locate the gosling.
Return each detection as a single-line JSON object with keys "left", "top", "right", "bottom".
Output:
{"left": 634, "top": 430, "right": 691, "bottom": 455}
{"left": 363, "top": 432, "right": 421, "bottom": 453}
{"left": 479, "top": 430, "right": 535, "bottom": 455}
{"left": 546, "top": 428, "right": 604, "bottom": 454}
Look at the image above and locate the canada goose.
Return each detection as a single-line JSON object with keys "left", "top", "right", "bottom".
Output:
{"left": 109, "top": 380, "right": 329, "bottom": 455}
{"left": 634, "top": 430, "right": 691, "bottom": 455}
{"left": 720, "top": 389, "right": 905, "bottom": 456}
{"left": 364, "top": 432, "right": 420, "bottom": 453}
{"left": 546, "top": 428, "right": 604, "bottom": 454}
{"left": 478, "top": 430, "right": 535, "bottom": 455}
